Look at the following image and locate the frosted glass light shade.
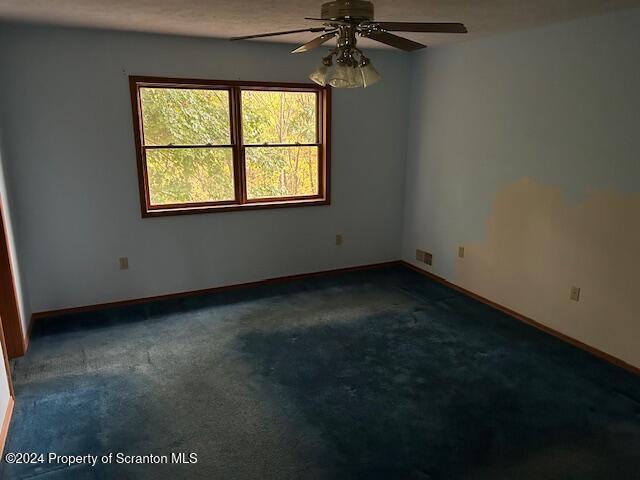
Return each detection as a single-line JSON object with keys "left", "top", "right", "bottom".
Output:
{"left": 360, "top": 62, "right": 381, "bottom": 88}
{"left": 329, "top": 64, "right": 364, "bottom": 89}
{"left": 309, "top": 64, "right": 329, "bottom": 86}
{"left": 309, "top": 56, "right": 382, "bottom": 88}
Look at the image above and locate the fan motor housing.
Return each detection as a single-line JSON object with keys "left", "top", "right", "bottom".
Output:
{"left": 321, "top": 0, "right": 374, "bottom": 21}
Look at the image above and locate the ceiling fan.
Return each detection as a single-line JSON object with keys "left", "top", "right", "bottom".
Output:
{"left": 230, "top": 0, "right": 468, "bottom": 88}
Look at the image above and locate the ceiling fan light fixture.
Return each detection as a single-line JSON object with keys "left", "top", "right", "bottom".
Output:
{"left": 310, "top": 49, "right": 378, "bottom": 89}
{"left": 233, "top": 1, "right": 468, "bottom": 90}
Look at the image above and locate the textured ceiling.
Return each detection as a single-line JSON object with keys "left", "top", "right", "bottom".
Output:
{"left": 1, "top": 0, "right": 639, "bottom": 49}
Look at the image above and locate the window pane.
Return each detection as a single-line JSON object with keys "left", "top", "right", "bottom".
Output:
{"left": 245, "top": 146, "right": 319, "bottom": 199}
{"left": 140, "top": 88, "right": 231, "bottom": 146}
{"left": 242, "top": 90, "right": 316, "bottom": 145}
{"left": 146, "top": 148, "right": 235, "bottom": 205}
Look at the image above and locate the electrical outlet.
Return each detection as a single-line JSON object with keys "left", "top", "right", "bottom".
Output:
{"left": 570, "top": 286, "right": 580, "bottom": 302}
{"left": 336, "top": 234, "right": 343, "bottom": 246}
{"left": 458, "top": 246, "right": 465, "bottom": 258}
{"left": 119, "top": 257, "right": 129, "bottom": 270}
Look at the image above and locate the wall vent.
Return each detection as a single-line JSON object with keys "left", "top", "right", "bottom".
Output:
{"left": 416, "top": 249, "right": 432, "bottom": 266}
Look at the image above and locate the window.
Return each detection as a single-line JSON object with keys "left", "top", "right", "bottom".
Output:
{"left": 129, "top": 76, "right": 331, "bottom": 216}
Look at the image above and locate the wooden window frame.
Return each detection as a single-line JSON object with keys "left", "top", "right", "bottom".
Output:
{"left": 129, "top": 76, "right": 331, "bottom": 217}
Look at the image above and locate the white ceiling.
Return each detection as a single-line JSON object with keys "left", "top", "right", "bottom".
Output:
{"left": 1, "top": 0, "right": 639, "bottom": 49}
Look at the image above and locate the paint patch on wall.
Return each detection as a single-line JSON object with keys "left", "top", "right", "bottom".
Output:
{"left": 456, "top": 178, "right": 640, "bottom": 368}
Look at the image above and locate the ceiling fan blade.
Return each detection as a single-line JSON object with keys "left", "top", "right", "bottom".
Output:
{"left": 373, "top": 22, "right": 468, "bottom": 33}
{"left": 292, "top": 31, "right": 338, "bottom": 53}
{"left": 366, "top": 31, "right": 426, "bottom": 52}
{"left": 230, "top": 27, "right": 325, "bottom": 41}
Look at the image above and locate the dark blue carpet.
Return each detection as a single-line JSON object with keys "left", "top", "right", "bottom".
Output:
{"left": 2, "top": 266, "right": 639, "bottom": 479}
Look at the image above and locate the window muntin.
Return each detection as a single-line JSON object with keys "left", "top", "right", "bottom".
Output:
{"left": 131, "top": 78, "right": 330, "bottom": 216}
